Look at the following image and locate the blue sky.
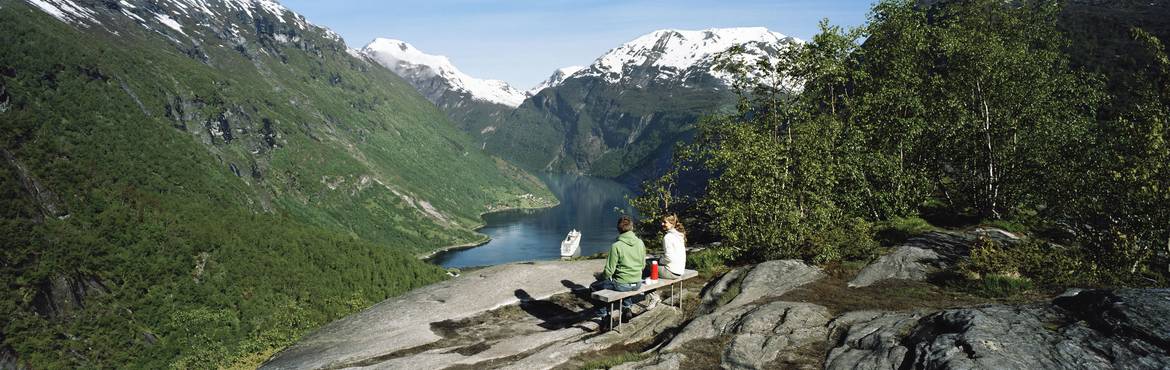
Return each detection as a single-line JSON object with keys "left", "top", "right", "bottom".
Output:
{"left": 280, "top": 0, "right": 875, "bottom": 88}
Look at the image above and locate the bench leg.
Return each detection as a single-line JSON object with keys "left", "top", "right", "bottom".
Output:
{"left": 672, "top": 283, "right": 684, "bottom": 317}
{"left": 613, "top": 301, "right": 621, "bottom": 333}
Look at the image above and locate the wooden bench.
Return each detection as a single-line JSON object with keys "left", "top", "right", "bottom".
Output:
{"left": 591, "top": 269, "right": 698, "bottom": 332}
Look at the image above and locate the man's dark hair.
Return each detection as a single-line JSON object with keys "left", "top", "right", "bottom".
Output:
{"left": 617, "top": 215, "right": 634, "bottom": 233}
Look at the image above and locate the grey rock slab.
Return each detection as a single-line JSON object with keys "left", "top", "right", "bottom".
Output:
{"left": 664, "top": 260, "right": 826, "bottom": 355}
{"left": 824, "top": 310, "right": 929, "bottom": 370}
{"left": 849, "top": 231, "right": 982, "bottom": 288}
{"left": 696, "top": 266, "right": 748, "bottom": 315}
{"left": 261, "top": 259, "right": 604, "bottom": 370}
{"left": 848, "top": 246, "right": 941, "bottom": 288}
{"left": 665, "top": 300, "right": 831, "bottom": 367}
{"left": 905, "top": 305, "right": 1119, "bottom": 369}
{"left": 1054, "top": 288, "right": 1170, "bottom": 350}
{"left": 612, "top": 352, "right": 687, "bottom": 370}
{"left": 971, "top": 227, "right": 1022, "bottom": 243}
{"left": 366, "top": 326, "right": 585, "bottom": 369}
{"left": 501, "top": 306, "right": 682, "bottom": 370}
{"left": 725, "top": 259, "right": 824, "bottom": 309}
{"left": 825, "top": 289, "right": 1170, "bottom": 370}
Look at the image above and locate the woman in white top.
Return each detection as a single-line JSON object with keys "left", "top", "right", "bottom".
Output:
{"left": 658, "top": 214, "right": 686, "bottom": 279}
{"left": 641, "top": 214, "right": 687, "bottom": 310}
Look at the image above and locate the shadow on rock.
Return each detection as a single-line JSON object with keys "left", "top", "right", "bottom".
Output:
{"left": 515, "top": 289, "right": 584, "bottom": 330}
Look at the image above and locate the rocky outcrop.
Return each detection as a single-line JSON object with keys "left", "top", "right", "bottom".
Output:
{"left": 719, "top": 302, "right": 830, "bottom": 369}
{"left": 500, "top": 306, "right": 685, "bottom": 370}
{"left": 723, "top": 259, "right": 825, "bottom": 309}
{"left": 849, "top": 228, "right": 1019, "bottom": 288}
{"left": 31, "top": 275, "right": 108, "bottom": 319}
{"left": 0, "top": 334, "right": 28, "bottom": 370}
{"left": 262, "top": 260, "right": 606, "bottom": 369}
{"left": 695, "top": 266, "right": 749, "bottom": 315}
{"left": 825, "top": 289, "right": 1170, "bottom": 370}
{"left": 649, "top": 260, "right": 829, "bottom": 369}
{"left": 267, "top": 257, "right": 1170, "bottom": 370}
{"left": 825, "top": 310, "right": 931, "bottom": 370}
{"left": 262, "top": 259, "right": 698, "bottom": 370}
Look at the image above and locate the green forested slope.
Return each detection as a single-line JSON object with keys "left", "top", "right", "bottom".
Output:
{"left": 0, "top": 0, "right": 550, "bottom": 367}
{"left": 487, "top": 76, "right": 735, "bottom": 186}
{"left": 635, "top": 0, "right": 1168, "bottom": 290}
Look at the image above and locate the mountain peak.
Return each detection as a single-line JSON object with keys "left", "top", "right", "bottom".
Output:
{"left": 362, "top": 38, "right": 525, "bottom": 107}
{"left": 528, "top": 65, "right": 585, "bottom": 96}
{"left": 580, "top": 26, "right": 801, "bottom": 86}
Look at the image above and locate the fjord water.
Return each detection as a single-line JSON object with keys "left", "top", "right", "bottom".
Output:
{"left": 430, "top": 174, "right": 638, "bottom": 268}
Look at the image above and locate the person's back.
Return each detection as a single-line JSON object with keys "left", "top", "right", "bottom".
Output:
{"left": 592, "top": 215, "right": 646, "bottom": 326}
{"left": 605, "top": 228, "right": 646, "bottom": 284}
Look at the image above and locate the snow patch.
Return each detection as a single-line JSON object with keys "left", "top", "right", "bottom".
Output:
{"left": 155, "top": 13, "right": 186, "bottom": 36}
{"left": 27, "top": 0, "right": 99, "bottom": 25}
{"left": 528, "top": 65, "right": 584, "bottom": 95}
{"left": 361, "top": 38, "right": 526, "bottom": 107}
{"left": 346, "top": 47, "right": 365, "bottom": 60}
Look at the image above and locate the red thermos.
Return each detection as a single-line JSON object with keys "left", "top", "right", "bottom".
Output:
{"left": 651, "top": 260, "right": 659, "bottom": 280}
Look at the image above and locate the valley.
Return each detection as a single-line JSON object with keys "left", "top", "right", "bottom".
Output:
{"left": 2, "top": 0, "right": 1168, "bottom": 368}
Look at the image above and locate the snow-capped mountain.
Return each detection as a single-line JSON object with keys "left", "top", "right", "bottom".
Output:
{"left": 485, "top": 27, "right": 801, "bottom": 183}
{"left": 361, "top": 39, "right": 526, "bottom": 107}
{"left": 528, "top": 66, "right": 584, "bottom": 96}
{"left": 578, "top": 27, "right": 801, "bottom": 88}
{"left": 24, "top": 0, "right": 337, "bottom": 44}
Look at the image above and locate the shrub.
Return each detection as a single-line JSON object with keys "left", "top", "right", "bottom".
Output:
{"left": 876, "top": 216, "right": 935, "bottom": 246}
{"left": 688, "top": 247, "right": 735, "bottom": 276}
{"left": 973, "top": 274, "right": 1035, "bottom": 298}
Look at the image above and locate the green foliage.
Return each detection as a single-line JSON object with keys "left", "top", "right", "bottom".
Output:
{"left": 970, "top": 274, "right": 1035, "bottom": 298}
{"left": 962, "top": 238, "right": 1027, "bottom": 278}
{"left": 876, "top": 216, "right": 936, "bottom": 246}
{"left": 0, "top": 3, "right": 550, "bottom": 368}
{"left": 981, "top": 219, "right": 1030, "bottom": 235}
{"left": 485, "top": 56, "right": 736, "bottom": 183}
{"left": 958, "top": 237, "right": 1166, "bottom": 292}
{"left": 576, "top": 351, "right": 652, "bottom": 370}
{"left": 955, "top": 238, "right": 1037, "bottom": 297}
{"left": 1057, "top": 26, "right": 1170, "bottom": 280}
{"left": 634, "top": 20, "right": 885, "bottom": 264}
{"left": 635, "top": 0, "right": 1169, "bottom": 285}
{"left": 687, "top": 247, "right": 736, "bottom": 276}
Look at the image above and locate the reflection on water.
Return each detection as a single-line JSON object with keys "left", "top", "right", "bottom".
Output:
{"left": 429, "top": 174, "right": 638, "bottom": 268}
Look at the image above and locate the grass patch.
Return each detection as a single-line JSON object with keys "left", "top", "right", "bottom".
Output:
{"left": 774, "top": 276, "right": 1036, "bottom": 316}
{"left": 876, "top": 216, "right": 936, "bottom": 246}
{"left": 981, "top": 219, "right": 1030, "bottom": 235}
{"left": 822, "top": 259, "right": 871, "bottom": 280}
{"left": 688, "top": 247, "right": 735, "bottom": 276}
{"left": 677, "top": 336, "right": 733, "bottom": 369}
{"left": 967, "top": 274, "right": 1035, "bottom": 298}
{"left": 576, "top": 352, "right": 652, "bottom": 370}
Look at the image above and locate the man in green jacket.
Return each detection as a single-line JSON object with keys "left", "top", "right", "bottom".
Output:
{"left": 591, "top": 215, "right": 646, "bottom": 323}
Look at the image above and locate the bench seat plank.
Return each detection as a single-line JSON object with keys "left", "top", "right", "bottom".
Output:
{"left": 591, "top": 269, "right": 698, "bottom": 302}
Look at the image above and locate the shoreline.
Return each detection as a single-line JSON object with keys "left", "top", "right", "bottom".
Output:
{"left": 416, "top": 198, "right": 562, "bottom": 262}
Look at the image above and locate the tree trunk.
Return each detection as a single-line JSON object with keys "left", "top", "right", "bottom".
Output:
{"left": 978, "top": 81, "right": 1000, "bottom": 219}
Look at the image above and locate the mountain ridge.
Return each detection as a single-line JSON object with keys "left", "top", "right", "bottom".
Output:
{"left": 2, "top": 0, "right": 552, "bottom": 367}
{"left": 366, "top": 27, "right": 801, "bottom": 183}
{"left": 361, "top": 38, "right": 526, "bottom": 107}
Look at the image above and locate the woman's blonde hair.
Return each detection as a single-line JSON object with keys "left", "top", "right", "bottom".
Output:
{"left": 664, "top": 214, "right": 686, "bottom": 241}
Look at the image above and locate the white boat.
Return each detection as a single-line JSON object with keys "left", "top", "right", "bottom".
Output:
{"left": 560, "top": 229, "right": 581, "bottom": 258}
